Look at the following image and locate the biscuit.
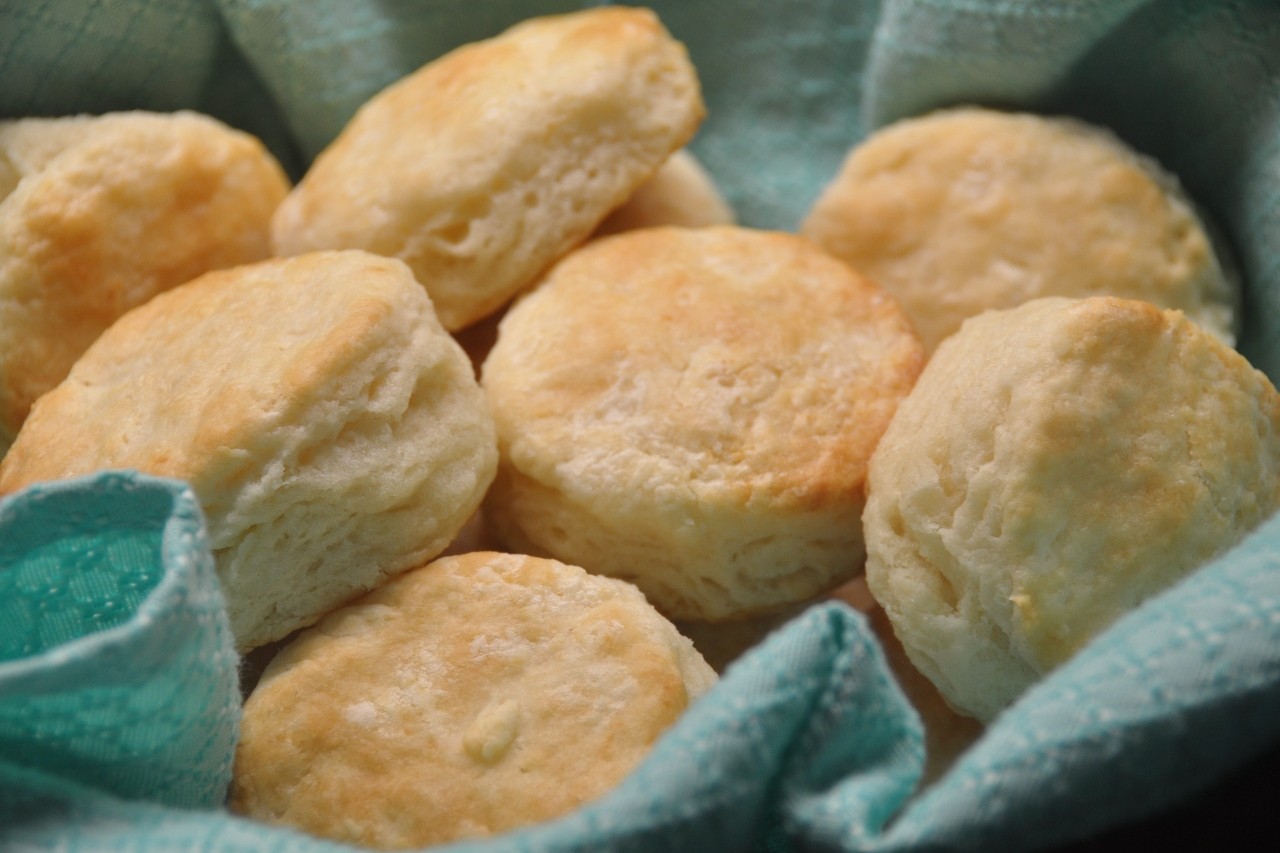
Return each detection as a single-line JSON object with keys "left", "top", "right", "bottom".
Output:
{"left": 862, "top": 296, "right": 1280, "bottom": 721}
{"left": 482, "top": 226, "right": 925, "bottom": 621}
{"left": 230, "top": 551, "right": 716, "bottom": 849}
{"left": 0, "top": 110, "right": 290, "bottom": 450}
{"left": 594, "top": 149, "right": 734, "bottom": 236}
{"left": 801, "top": 107, "right": 1239, "bottom": 353}
{"left": 272, "top": 6, "right": 704, "bottom": 332}
{"left": 0, "top": 250, "right": 496, "bottom": 650}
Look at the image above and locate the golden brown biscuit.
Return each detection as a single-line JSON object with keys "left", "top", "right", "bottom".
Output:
{"left": 594, "top": 149, "right": 734, "bottom": 236}
{"left": 482, "top": 226, "right": 925, "bottom": 621}
{"left": 230, "top": 551, "right": 716, "bottom": 849}
{"left": 0, "top": 250, "right": 496, "bottom": 650}
{"left": 0, "top": 111, "right": 290, "bottom": 449}
{"left": 272, "top": 6, "right": 704, "bottom": 331}
{"left": 802, "top": 107, "right": 1239, "bottom": 353}
{"left": 863, "top": 296, "right": 1280, "bottom": 721}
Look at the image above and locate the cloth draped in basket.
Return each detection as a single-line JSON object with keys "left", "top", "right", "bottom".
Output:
{"left": 1, "top": 1, "right": 1279, "bottom": 850}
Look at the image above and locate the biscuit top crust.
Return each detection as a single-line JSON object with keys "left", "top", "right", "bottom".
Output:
{"left": 272, "top": 5, "right": 704, "bottom": 331}
{"left": 802, "top": 107, "right": 1238, "bottom": 352}
{"left": 0, "top": 111, "right": 290, "bottom": 443}
{"left": 483, "top": 226, "right": 925, "bottom": 513}
{"left": 231, "top": 551, "right": 715, "bottom": 848}
{"left": 863, "top": 296, "right": 1280, "bottom": 720}
{"left": 0, "top": 250, "right": 431, "bottom": 493}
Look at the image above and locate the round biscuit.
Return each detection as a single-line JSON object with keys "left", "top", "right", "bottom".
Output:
{"left": 0, "top": 111, "right": 289, "bottom": 449}
{"left": 801, "top": 107, "right": 1240, "bottom": 353}
{"left": 272, "top": 6, "right": 704, "bottom": 332}
{"left": 0, "top": 250, "right": 496, "bottom": 650}
{"left": 482, "top": 225, "right": 925, "bottom": 621}
{"left": 230, "top": 551, "right": 716, "bottom": 849}
{"left": 863, "top": 296, "right": 1280, "bottom": 721}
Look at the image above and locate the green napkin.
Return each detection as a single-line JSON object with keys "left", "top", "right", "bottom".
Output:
{"left": 2, "top": 1, "right": 1279, "bottom": 850}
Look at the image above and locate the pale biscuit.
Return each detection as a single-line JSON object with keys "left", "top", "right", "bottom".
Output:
{"left": 272, "top": 6, "right": 704, "bottom": 332}
{"left": 230, "top": 551, "right": 716, "bottom": 849}
{"left": 594, "top": 149, "right": 734, "bottom": 236}
{"left": 482, "top": 226, "right": 925, "bottom": 621}
{"left": 801, "top": 107, "right": 1239, "bottom": 353}
{"left": 863, "top": 296, "right": 1280, "bottom": 722}
{"left": 0, "top": 250, "right": 496, "bottom": 650}
{"left": 0, "top": 110, "right": 290, "bottom": 450}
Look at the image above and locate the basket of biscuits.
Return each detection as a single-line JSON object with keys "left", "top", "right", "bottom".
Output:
{"left": 1, "top": 1, "right": 1279, "bottom": 850}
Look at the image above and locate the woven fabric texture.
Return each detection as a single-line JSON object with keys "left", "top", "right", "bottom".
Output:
{"left": 0, "top": 472, "right": 239, "bottom": 811}
{"left": 1, "top": 1, "right": 1278, "bottom": 850}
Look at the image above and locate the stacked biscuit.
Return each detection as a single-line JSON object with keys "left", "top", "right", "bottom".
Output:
{"left": 2, "top": 4, "right": 1279, "bottom": 849}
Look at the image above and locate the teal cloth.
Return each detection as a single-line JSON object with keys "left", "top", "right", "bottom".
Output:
{"left": 0, "top": 472, "right": 239, "bottom": 811}
{"left": 2, "top": 0, "right": 1279, "bottom": 850}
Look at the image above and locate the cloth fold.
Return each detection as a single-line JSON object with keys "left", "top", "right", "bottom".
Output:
{"left": 0, "top": 472, "right": 239, "bottom": 811}
{"left": 2, "top": 1, "right": 1279, "bottom": 850}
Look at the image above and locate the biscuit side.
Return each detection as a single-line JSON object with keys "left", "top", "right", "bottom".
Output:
{"left": 483, "top": 227, "right": 924, "bottom": 620}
